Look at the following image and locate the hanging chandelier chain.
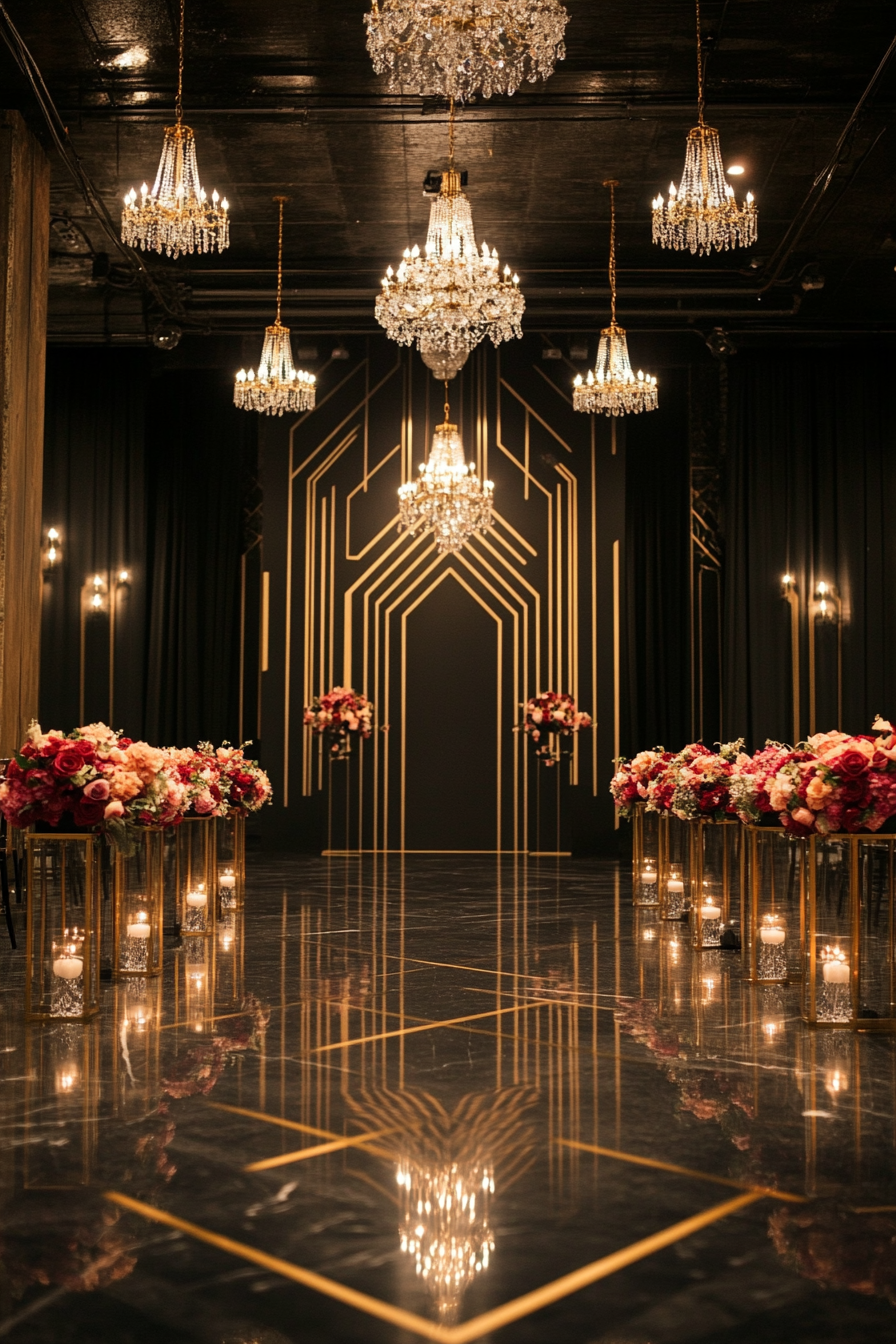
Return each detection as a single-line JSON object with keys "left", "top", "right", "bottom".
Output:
{"left": 444, "top": 379, "right": 451, "bottom": 423}
{"left": 273, "top": 195, "right": 289, "bottom": 325}
{"left": 604, "top": 179, "right": 618, "bottom": 326}
{"left": 176, "top": 0, "right": 185, "bottom": 125}
{"left": 695, "top": 0, "right": 705, "bottom": 126}
{"left": 448, "top": 97, "right": 456, "bottom": 167}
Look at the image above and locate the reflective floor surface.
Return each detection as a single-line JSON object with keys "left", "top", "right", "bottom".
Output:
{"left": 2, "top": 855, "right": 896, "bottom": 1343}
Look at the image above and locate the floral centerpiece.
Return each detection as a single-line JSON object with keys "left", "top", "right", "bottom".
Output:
{"left": 518, "top": 692, "right": 591, "bottom": 766}
{"left": 651, "top": 740, "right": 746, "bottom": 822}
{"left": 766, "top": 724, "right": 896, "bottom": 836}
{"left": 212, "top": 743, "right": 272, "bottom": 813}
{"left": 610, "top": 747, "right": 672, "bottom": 817}
{"left": 729, "top": 741, "right": 806, "bottom": 824}
{"left": 303, "top": 687, "right": 376, "bottom": 758}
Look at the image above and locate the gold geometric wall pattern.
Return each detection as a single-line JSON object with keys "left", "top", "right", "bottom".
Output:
{"left": 272, "top": 338, "right": 618, "bottom": 852}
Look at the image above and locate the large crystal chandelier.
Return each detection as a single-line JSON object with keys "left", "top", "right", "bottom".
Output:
{"left": 651, "top": 0, "right": 756, "bottom": 255}
{"left": 364, "top": 0, "right": 568, "bottom": 100}
{"left": 398, "top": 383, "right": 493, "bottom": 553}
{"left": 377, "top": 102, "right": 524, "bottom": 370}
{"left": 574, "top": 181, "right": 658, "bottom": 418}
{"left": 234, "top": 198, "right": 316, "bottom": 416}
{"left": 397, "top": 1158, "right": 495, "bottom": 1324}
{"left": 121, "top": 0, "right": 229, "bottom": 258}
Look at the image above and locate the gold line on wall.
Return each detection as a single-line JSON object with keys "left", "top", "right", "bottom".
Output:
{"left": 591, "top": 422, "right": 598, "bottom": 796}
{"left": 613, "top": 539, "right": 621, "bottom": 828}
{"left": 261, "top": 570, "right": 269, "bottom": 674}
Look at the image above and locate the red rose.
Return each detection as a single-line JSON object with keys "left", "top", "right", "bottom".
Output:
{"left": 53, "top": 748, "right": 85, "bottom": 777}
{"left": 72, "top": 740, "right": 96, "bottom": 759}
{"left": 118, "top": 737, "right": 133, "bottom": 748}
{"left": 838, "top": 778, "right": 868, "bottom": 806}
{"left": 72, "top": 797, "right": 106, "bottom": 827}
{"left": 842, "top": 806, "right": 866, "bottom": 832}
{"left": 42, "top": 737, "right": 68, "bottom": 757}
{"left": 832, "top": 749, "right": 870, "bottom": 779}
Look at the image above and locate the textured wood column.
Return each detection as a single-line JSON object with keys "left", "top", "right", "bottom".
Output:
{"left": 0, "top": 111, "right": 48, "bottom": 754}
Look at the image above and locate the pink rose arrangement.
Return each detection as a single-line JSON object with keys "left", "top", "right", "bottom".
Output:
{"left": 0, "top": 722, "right": 273, "bottom": 847}
{"left": 729, "top": 741, "right": 812, "bottom": 824}
{"left": 303, "top": 687, "right": 377, "bottom": 758}
{"left": 518, "top": 692, "right": 592, "bottom": 766}
{"left": 648, "top": 740, "right": 746, "bottom": 822}
{"left": 610, "top": 747, "right": 673, "bottom": 817}
{"left": 768, "top": 725, "right": 896, "bottom": 836}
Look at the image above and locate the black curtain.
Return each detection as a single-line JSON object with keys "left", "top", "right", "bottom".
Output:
{"left": 622, "top": 366, "right": 691, "bottom": 756}
{"left": 144, "top": 368, "right": 249, "bottom": 746}
{"left": 40, "top": 355, "right": 250, "bottom": 748}
{"left": 724, "top": 345, "right": 896, "bottom": 747}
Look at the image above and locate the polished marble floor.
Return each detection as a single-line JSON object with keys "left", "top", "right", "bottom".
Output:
{"left": 2, "top": 855, "right": 896, "bottom": 1343}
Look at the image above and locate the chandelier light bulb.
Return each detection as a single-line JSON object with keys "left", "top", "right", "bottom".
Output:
{"left": 235, "top": 198, "right": 316, "bottom": 416}
{"left": 364, "top": 0, "right": 568, "bottom": 101}
{"left": 121, "top": 0, "right": 229, "bottom": 258}
{"left": 377, "top": 106, "right": 524, "bottom": 363}
{"left": 651, "top": 0, "right": 757, "bottom": 255}
{"left": 398, "top": 383, "right": 493, "bottom": 553}
{"left": 574, "top": 181, "right": 658, "bottom": 418}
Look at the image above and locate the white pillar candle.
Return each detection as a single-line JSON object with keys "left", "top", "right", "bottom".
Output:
{"left": 186, "top": 890, "right": 207, "bottom": 908}
{"left": 127, "top": 921, "right": 151, "bottom": 939}
{"left": 640, "top": 871, "right": 657, "bottom": 884}
{"left": 219, "top": 871, "right": 236, "bottom": 889}
{"left": 760, "top": 926, "right": 786, "bottom": 945}
{"left": 822, "top": 959, "right": 850, "bottom": 984}
{"left": 701, "top": 904, "right": 722, "bottom": 920}
{"left": 53, "top": 955, "right": 83, "bottom": 979}
{"left": 667, "top": 879, "right": 684, "bottom": 892}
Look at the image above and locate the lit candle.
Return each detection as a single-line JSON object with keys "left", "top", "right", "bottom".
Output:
{"left": 219, "top": 869, "right": 236, "bottom": 889}
{"left": 701, "top": 903, "right": 722, "bottom": 921}
{"left": 760, "top": 925, "right": 786, "bottom": 946}
{"left": 667, "top": 877, "right": 684, "bottom": 892}
{"left": 127, "top": 911, "right": 151, "bottom": 939}
{"left": 186, "top": 888, "right": 207, "bottom": 909}
{"left": 53, "top": 954, "right": 83, "bottom": 979}
{"left": 640, "top": 870, "right": 657, "bottom": 885}
{"left": 822, "top": 957, "right": 850, "bottom": 984}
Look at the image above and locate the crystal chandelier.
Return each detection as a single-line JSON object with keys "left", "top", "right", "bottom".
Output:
{"left": 364, "top": 0, "right": 568, "bottom": 101}
{"left": 234, "top": 198, "right": 316, "bottom": 416}
{"left": 377, "top": 102, "right": 524, "bottom": 366}
{"left": 574, "top": 181, "right": 658, "bottom": 418}
{"left": 398, "top": 383, "right": 493, "bottom": 553}
{"left": 397, "top": 1158, "right": 495, "bottom": 1324}
{"left": 121, "top": 0, "right": 229, "bottom": 258}
{"left": 651, "top": 0, "right": 756, "bottom": 255}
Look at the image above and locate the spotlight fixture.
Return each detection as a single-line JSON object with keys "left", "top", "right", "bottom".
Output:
{"left": 152, "top": 322, "right": 182, "bottom": 350}
{"left": 652, "top": 0, "right": 757, "bottom": 254}
{"left": 799, "top": 263, "right": 825, "bottom": 292}
{"left": 574, "top": 181, "right": 658, "bottom": 417}
{"left": 704, "top": 326, "right": 737, "bottom": 358}
{"left": 121, "top": 0, "right": 229, "bottom": 258}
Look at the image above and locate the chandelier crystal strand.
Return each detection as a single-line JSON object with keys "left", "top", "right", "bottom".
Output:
{"left": 234, "top": 197, "right": 316, "bottom": 416}
{"left": 574, "top": 181, "right": 658, "bottom": 418}
{"left": 651, "top": 0, "right": 756, "bottom": 255}
{"left": 121, "top": 0, "right": 229, "bottom": 257}
{"left": 377, "top": 100, "right": 524, "bottom": 365}
{"left": 397, "top": 1158, "right": 495, "bottom": 1323}
{"left": 364, "top": 0, "right": 568, "bottom": 100}
{"left": 398, "top": 381, "right": 493, "bottom": 553}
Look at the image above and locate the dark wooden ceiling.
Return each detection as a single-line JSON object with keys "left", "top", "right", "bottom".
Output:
{"left": 3, "top": 0, "right": 896, "bottom": 343}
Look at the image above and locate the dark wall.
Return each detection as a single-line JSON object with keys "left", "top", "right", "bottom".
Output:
{"left": 40, "top": 348, "right": 252, "bottom": 748}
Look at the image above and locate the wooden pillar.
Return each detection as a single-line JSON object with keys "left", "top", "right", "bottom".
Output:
{"left": 0, "top": 110, "right": 48, "bottom": 754}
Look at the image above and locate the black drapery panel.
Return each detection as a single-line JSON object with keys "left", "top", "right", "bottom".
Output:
{"left": 40, "top": 349, "right": 149, "bottom": 736}
{"left": 144, "top": 368, "right": 249, "bottom": 747}
{"left": 622, "top": 366, "right": 691, "bottom": 756}
{"left": 724, "top": 346, "right": 896, "bottom": 748}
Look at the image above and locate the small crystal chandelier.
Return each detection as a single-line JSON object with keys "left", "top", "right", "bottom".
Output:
{"left": 574, "top": 181, "right": 658, "bottom": 418}
{"left": 121, "top": 0, "right": 229, "bottom": 258}
{"left": 234, "top": 198, "right": 315, "bottom": 416}
{"left": 652, "top": 0, "right": 756, "bottom": 255}
{"left": 377, "top": 102, "right": 524, "bottom": 367}
{"left": 397, "top": 1158, "right": 495, "bottom": 1323}
{"left": 364, "top": 0, "right": 568, "bottom": 101}
{"left": 398, "top": 382, "right": 493, "bottom": 553}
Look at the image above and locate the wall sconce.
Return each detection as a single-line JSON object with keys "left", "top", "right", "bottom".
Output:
{"left": 86, "top": 574, "right": 108, "bottom": 613}
{"left": 42, "top": 527, "right": 63, "bottom": 571}
{"left": 815, "top": 580, "right": 838, "bottom": 623}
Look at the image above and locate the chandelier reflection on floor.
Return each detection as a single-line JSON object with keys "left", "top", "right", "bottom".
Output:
{"left": 398, "top": 383, "right": 493, "bottom": 553}
{"left": 397, "top": 1158, "right": 495, "bottom": 1323}
{"left": 364, "top": 0, "right": 568, "bottom": 100}
{"left": 234, "top": 197, "right": 316, "bottom": 416}
{"left": 574, "top": 181, "right": 658, "bottom": 417}
{"left": 376, "top": 102, "right": 524, "bottom": 370}
{"left": 121, "top": 0, "right": 229, "bottom": 258}
{"left": 651, "top": 0, "right": 756, "bottom": 255}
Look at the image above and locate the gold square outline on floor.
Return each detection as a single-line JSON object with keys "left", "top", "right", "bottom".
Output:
{"left": 105, "top": 1188, "right": 765, "bottom": 1344}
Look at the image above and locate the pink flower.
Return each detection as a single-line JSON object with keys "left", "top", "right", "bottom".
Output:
{"left": 193, "top": 789, "right": 215, "bottom": 815}
{"left": 793, "top": 807, "right": 815, "bottom": 828}
{"left": 83, "top": 778, "right": 110, "bottom": 801}
{"left": 104, "top": 799, "right": 125, "bottom": 819}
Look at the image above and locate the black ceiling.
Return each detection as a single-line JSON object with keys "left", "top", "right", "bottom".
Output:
{"left": 3, "top": 0, "right": 896, "bottom": 344}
